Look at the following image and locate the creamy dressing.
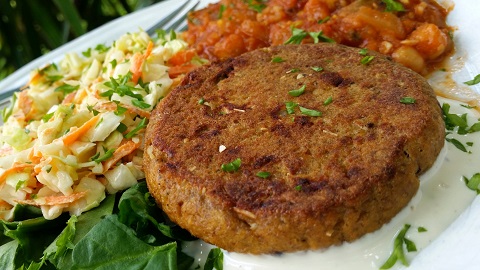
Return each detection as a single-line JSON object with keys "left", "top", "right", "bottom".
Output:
{"left": 184, "top": 96, "right": 480, "bottom": 270}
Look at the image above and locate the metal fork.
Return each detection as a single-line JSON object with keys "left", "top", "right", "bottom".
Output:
{"left": 0, "top": 0, "right": 199, "bottom": 109}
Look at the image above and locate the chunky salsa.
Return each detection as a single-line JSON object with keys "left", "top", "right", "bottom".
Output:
{"left": 183, "top": 0, "right": 453, "bottom": 75}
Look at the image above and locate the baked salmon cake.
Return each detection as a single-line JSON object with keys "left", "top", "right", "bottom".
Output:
{"left": 144, "top": 43, "right": 445, "bottom": 254}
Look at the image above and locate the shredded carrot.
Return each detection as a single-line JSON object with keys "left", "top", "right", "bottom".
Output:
{"left": 15, "top": 191, "right": 87, "bottom": 206}
{"left": 168, "top": 64, "right": 198, "bottom": 78}
{"left": 61, "top": 91, "right": 77, "bottom": 105}
{"left": 62, "top": 114, "right": 101, "bottom": 146}
{"left": 131, "top": 40, "right": 154, "bottom": 85}
{"left": 0, "top": 163, "right": 35, "bottom": 183}
{"left": 168, "top": 49, "right": 196, "bottom": 66}
{"left": 96, "top": 102, "right": 151, "bottom": 119}
{"left": 102, "top": 140, "right": 140, "bottom": 172}
{"left": 18, "top": 90, "right": 34, "bottom": 121}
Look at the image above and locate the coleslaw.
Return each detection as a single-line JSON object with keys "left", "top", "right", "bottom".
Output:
{"left": 0, "top": 29, "right": 203, "bottom": 221}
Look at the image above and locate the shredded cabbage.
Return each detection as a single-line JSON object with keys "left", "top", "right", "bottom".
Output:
{"left": 0, "top": 29, "right": 207, "bottom": 221}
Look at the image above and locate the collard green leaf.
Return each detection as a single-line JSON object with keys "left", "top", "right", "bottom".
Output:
{"left": 0, "top": 240, "right": 19, "bottom": 270}
{"left": 70, "top": 215, "right": 178, "bottom": 270}
{"left": 204, "top": 248, "right": 224, "bottom": 270}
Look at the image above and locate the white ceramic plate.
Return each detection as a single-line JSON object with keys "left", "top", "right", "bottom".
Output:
{"left": 0, "top": 0, "right": 479, "bottom": 269}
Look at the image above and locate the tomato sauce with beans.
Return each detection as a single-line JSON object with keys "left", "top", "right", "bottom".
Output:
{"left": 182, "top": 0, "right": 453, "bottom": 75}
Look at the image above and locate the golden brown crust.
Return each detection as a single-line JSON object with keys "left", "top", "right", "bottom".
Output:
{"left": 144, "top": 43, "right": 445, "bottom": 254}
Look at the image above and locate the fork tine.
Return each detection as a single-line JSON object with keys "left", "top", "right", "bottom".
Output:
{"left": 146, "top": 0, "right": 199, "bottom": 36}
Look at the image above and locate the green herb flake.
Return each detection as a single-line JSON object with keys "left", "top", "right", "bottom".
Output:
{"left": 299, "top": 106, "right": 322, "bottom": 117}
{"left": 309, "top": 31, "right": 335, "bottom": 43}
{"left": 54, "top": 84, "right": 80, "bottom": 95}
{"left": 311, "top": 66, "right": 323, "bottom": 72}
{"left": 464, "top": 74, "right": 480, "bottom": 86}
{"left": 110, "top": 59, "right": 117, "bottom": 68}
{"left": 467, "top": 141, "right": 474, "bottom": 147}
{"left": 380, "top": 224, "right": 416, "bottom": 269}
{"left": 271, "top": 56, "right": 286, "bottom": 63}
{"left": 284, "top": 28, "right": 308, "bottom": 45}
{"left": 15, "top": 180, "right": 26, "bottom": 191}
{"left": 95, "top": 43, "right": 110, "bottom": 53}
{"left": 295, "top": 185, "right": 302, "bottom": 191}
{"left": 221, "top": 158, "right": 242, "bottom": 172}
{"left": 198, "top": 97, "right": 205, "bottom": 105}
{"left": 417, "top": 227, "right": 427, "bottom": 233}
{"left": 400, "top": 97, "right": 416, "bottom": 104}
{"left": 287, "top": 68, "right": 300, "bottom": 74}
{"left": 256, "top": 171, "right": 271, "bottom": 179}
{"left": 463, "top": 173, "right": 480, "bottom": 194}
{"left": 317, "top": 16, "right": 330, "bottom": 24}
{"left": 324, "top": 96, "right": 333, "bottom": 105}
{"left": 116, "top": 123, "right": 128, "bottom": 133}
{"left": 288, "top": 85, "right": 306, "bottom": 97}
{"left": 360, "top": 55, "right": 375, "bottom": 65}
{"left": 359, "top": 48, "right": 368, "bottom": 55}
{"left": 132, "top": 99, "right": 150, "bottom": 109}
{"left": 382, "top": 0, "right": 406, "bottom": 12}
{"left": 87, "top": 104, "right": 100, "bottom": 116}
{"left": 42, "top": 112, "right": 55, "bottom": 122}
{"left": 82, "top": 48, "right": 92, "bottom": 57}
{"left": 218, "top": 4, "right": 226, "bottom": 19}
{"left": 125, "top": 117, "right": 148, "bottom": 139}
{"left": 246, "top": 0, "right": 266, "bottom": 13}
{"left": 285, "top": 101, "right": 298, "bottom": 114}
{"left": 461, "top": 104, "right": 477, "bottom": 109}
{"left": 91, "top": 148, "right": 115, "bottom": 163}
{"left": 445, "top": 137, "right": 470, "bottom": 153}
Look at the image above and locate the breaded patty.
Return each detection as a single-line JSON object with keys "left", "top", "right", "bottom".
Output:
{"left": 144, "top": 43, "right": 445, "bottom": 254}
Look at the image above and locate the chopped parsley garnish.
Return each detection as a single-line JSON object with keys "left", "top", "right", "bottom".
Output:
{"left": 114, "top": 102, "right": 128, "bottom": 116}
{"left": 382, "top": 0, "right": 406, "bottom": 12}
{"left": 359, "top": 48, "right": 368, "bottom": 55}
{"left": 400, "top": 97, "right": 416, "bottom": 104}
{"left": 311, "top": 66, "right": 323, "bottom": 72}
{"left": 309, "top": 31, "right": 335, "bottom": 43}
{"left": 132, "top": 99, "right": 150, "bottom": 109}
{"left": 110, "top": 59, "right": 117, "bottom": 68}
{"left": 116, "top": 123, "right": 128, "bottom": 133}
{"left": 442, "top": 103, "right": 480, "bottom": 135}
{"left": 463, "top": 173, "right": 480, "bottom": 194}
{"left": 2, "top": 93, "right": 17, "bottom": 122}
{"left": 285, "top": 101, "right": 298, "bottom": 114}
{"left": 87, "top": 104, "right": 100, "bottom": 116}
{"left": 218, "top": 4, "right": 226, "bottom": 19}
{"left": 15, "top": 180, "right": 26, "bottom": 191}
{"left": 317, "top": 16, "right": 330, "bottom": 24}
{"left": 256, "top": 171, "right": 271, "bottom": 178}
{"left": 91, "top": 148, "right": 115, "bottom": 163}
{"left": 284, "top": 28, "right": 308, "bottom": 45}
{"left": 323, "top": 96, "right": 333, "bottom": 105}
{"left": 54, "top": 84, "right": 80, "bottom": 95}
{"left": 287, "top": 68, "right": 300, "bottom": 73}
{"left": 285, "top": 28, "right": 334, "bottom": 44}
{"left": 82, "top": 48, "right": 92, "bottom": 57}
{"left": 360, "top": 55, "right": 375, "bottom": 65}
{"left": 288, "top": 85, "right": 306, "bottom": 97}
{"left": 299, "top": 106, "right": 322, "bottom": 117}
{"left": 295, "top": 185, "right": 302, "bottom": 191}
{"left": 198, "top": 97, "right": 205, "bottom": 105}
{"left": 245, "top": 0, "right": 266, "bottom": 13}
{"left": 221, "top": 158, "right": 242, "bottom": 172}
{"left": 95, "top": 43, "right": 110, "bottom": 53}
{"left": 380, "top": 224, "right": 416, "bottom": 269}
{"left": 417, "top": 227, "right": 428, "bottom": 233}
{"left": 42, "top": 112, "right": 55, "bottom": 122}
{"left": 463, "top": 74, "right": 480, "bottom": 86}
{"left": 125, "top": 117, "right": 148, "bottom": 139}
{"left": 445, "top": 135, "right": 470, "bottom": 153}
{"left": 271, "top": 56, "right": 285, "bottom": 63}
{"left": 460, "top": 104, "right": 477, "bottom": 109}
